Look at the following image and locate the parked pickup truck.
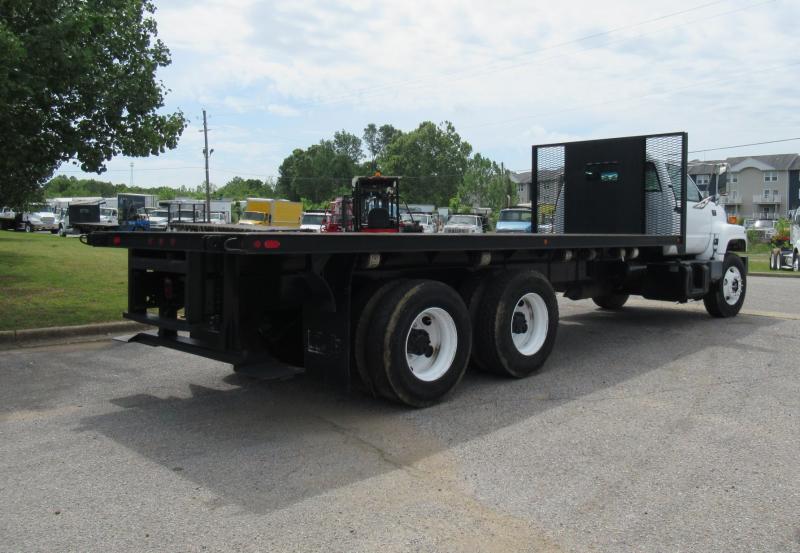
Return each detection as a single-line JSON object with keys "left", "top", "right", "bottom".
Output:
{"left": 0, "top": 205, "right": 59, "bottom": 233}
{"left": 443, "top": 214, "right": 486, "bottom": 234}
{"left": 85, "top": 133, "right": 747, "bottom": 408}
{"left": 496, "top": 207, "right": 533, "bottom": 233}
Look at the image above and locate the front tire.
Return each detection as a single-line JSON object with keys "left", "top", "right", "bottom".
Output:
{"left": 474, "top": 271, "right": 559, "bottom": 378}
{"left": 592, "top": 293, "right": 629, "bottom": 310}
{"left": 24, "top": 223, "right": 32, "bottom": 233}
{"left": 364, "top": 280, "right": 471, "bottom": 407}
{"left": 703, "top": 253, "right": 746, "bottom": 318}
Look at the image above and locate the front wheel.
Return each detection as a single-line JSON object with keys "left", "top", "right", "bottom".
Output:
{"left": 703, "top": 254, "right": 746, "bottom": 318}
{"left": 24, "top": 223, "right": 32, "bottom": 233}
{"left": 793, "top": 253, "right": 799, "bottom": 272}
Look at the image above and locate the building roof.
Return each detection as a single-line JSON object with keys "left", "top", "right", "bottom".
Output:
{"left": 510, "top": 171, "right": 532, "bottom": 185}
{"left": 688, "top": 160, "right": 725, "bottom": 174}
{"left": 727, "top": 154, "right": 799, "bottom": 171}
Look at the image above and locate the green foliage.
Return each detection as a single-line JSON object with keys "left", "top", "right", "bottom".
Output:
{"left": 275, "top": 121, "right": 512, "bottom": 214}
{"left": 770, "top": 217, "right": 791, "bottom": 248}
{"left": 276, "top": 139, "right": 360, "bottom": 203}
{"left": 42, "top": 175, "right": 202, "bottom": 201}
{"left": 746, "top": 228, "right": 762, "bottom": 245}
{"left": 455, "top": 154, "right": 514, "bottom": 213}
{"left": 0, "top": 0, "right": 186, "bottom": 208}
{"left": 213, "top": 176, "right": 274, "bottom": 201}
{"left": 379, "top": 121, "right": 472, "bottom": 207}
{"left": 363, "top": 123, "right": 402, "bottom": 171}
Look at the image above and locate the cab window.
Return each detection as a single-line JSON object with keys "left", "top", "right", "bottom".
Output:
{"left": 644, "top": 163, "right": 661, "bottom": 192}
{"left": 687, "top": 176, "right": 702, "bottom": 203}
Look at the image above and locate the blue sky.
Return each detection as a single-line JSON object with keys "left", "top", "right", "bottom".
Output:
{"left": 56, "top": 0, "right": 800, "bottom": 189}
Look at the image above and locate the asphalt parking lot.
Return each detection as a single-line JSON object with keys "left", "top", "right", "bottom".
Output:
{"left": 1, "top": 276, "right": 799, "bottom": 553}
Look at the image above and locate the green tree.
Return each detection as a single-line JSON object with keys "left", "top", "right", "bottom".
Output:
{"left": 214, "top": 177, "right": 272, "bottom": 200}
{"left": 363, "top": 123, "right": 402, "bottom": 171}
{"left": 0, "top": 0, "right": 186, "bottom": 208}
{"left": 333, "top": 130, "right": 363, "bottom": 164}
{"left": 276, "top": 140, "right": 358, "bottom": 203}
{"left": 456, "top": 154, "right": 515, "bottom": 213}
{"left": 380, "top": 121, "right": 471, "bottom": 206}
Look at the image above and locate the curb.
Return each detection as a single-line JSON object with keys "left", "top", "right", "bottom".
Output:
{"left": 749, "top": 272, "right": 800, "bottom": 279}
{"left": 0, "top": 321, "right": 152, "bottom": 349}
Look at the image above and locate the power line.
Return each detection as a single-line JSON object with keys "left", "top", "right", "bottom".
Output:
{"left": 688, "top": 137, "right": 800, "bottom": 154}
{"left": 302, "top": 0, "right": 734, "bottom": 107}
{"left": 462, "top": 58, "right": 800, "bottom": 131}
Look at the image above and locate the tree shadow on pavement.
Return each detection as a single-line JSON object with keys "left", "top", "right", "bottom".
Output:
{"left": 78, "top": 305, "right": 779, "bottom": 515}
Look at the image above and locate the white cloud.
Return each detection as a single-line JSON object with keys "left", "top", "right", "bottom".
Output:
{"left": 57, "top": 0, "right": 800, "bottom": 187}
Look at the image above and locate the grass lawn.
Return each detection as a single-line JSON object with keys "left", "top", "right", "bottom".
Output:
{"left": 0, "top": 231, "right": 127, "bottom": 331}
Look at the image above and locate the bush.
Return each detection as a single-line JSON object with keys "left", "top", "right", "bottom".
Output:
{"left": 746, "top": 229, "right": 762, "bottom": 244}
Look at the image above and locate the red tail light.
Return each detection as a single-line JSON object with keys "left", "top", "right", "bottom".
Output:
{"left": 112, "top": 235, "right": 121, "bottom": 246}
{"left": 264, "top": 240, "right": 281, "bottom": 249}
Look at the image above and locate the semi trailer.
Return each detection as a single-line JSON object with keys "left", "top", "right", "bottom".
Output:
{"left": 84, "top": 133, "right": 748, "bottom": 407}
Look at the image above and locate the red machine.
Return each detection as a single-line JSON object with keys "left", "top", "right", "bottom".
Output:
{"left": 324, "top": 174, "right": 420, "bottom": 233}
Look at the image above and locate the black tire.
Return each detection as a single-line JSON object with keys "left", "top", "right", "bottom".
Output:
{"left": 703, "top": 253, "right": 746, "bottom": 318}
{"left": 793, "top": 252, "right": 799, "bottom": 272}
{"left": 364, "top": 280, "right": 471, "bottom": 407}
{"left": 592, "top": 293, "right": 629, "bottom": 310}
{"left": 769, "top": 251, "right": 778, "bottom": 271}
{"left": 459, "top": 272, "right": 491, "bottom": 371}
{"left": 24, "top": 223, "right": 32, "bottom": 233}
{"left": 475, "top": 271, "right": 559, "bottom": 378}
{"left": 351, "top": 279, "right": 405, "bottom": 395}
{"left": 50, "top": 228, "right": 58, "bottom": 234}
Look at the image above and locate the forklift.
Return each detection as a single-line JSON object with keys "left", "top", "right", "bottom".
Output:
{"left": 323, "top": 173, "right": 421, "bottom": 233}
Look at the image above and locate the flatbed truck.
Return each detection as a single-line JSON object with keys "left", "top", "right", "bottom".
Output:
{"left": 85, "top": 133, "right": 748, "bottom": 407}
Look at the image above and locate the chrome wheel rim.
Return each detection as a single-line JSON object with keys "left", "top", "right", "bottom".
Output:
{"left": 511, "top": 293, "right": 549, "bottom": 356}
{"left": 722, "top": 266, "right": 743, "bottom": 306}
{"left": 404, "top": 307, "right": 458, "bottom": 382}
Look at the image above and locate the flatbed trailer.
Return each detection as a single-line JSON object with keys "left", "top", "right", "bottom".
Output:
{"left": 168, "top": 221, "right": 300, "bottom": 233}
{"left": 85, "top": 133, "right": 749, "bottom": 406}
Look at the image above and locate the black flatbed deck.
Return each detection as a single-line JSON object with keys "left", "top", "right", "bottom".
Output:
{"left": 87, "top": 230, "right": 680, "bottom": 254}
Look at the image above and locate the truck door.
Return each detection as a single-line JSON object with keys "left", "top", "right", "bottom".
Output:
{"left": 685, "top": 175, "right": 712, "bottom": 254}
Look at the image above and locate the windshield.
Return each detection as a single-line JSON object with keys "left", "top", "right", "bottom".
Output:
{"left": 302, "top": 213, "right": 325, "bottom": 225}
{"left": 242, "top": 211, "right": 266, "bottom": 222}
{"left": 149, "top": 210, "right": 169, "bottom": 218}
{"left": 754, "top": 220, "right": 774, "bottom": 229}
{"left": 30, "top": 204, "right": 51, "bottom": 212}
{"left": 499, "top": 210, "right": 531, "bottom": 222}
{"left": 449, "top": 215, "right": 478, "bottom": 225}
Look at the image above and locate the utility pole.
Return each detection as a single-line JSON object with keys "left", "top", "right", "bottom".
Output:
{"left": 202, "top": 109, "right": 211, "bottom": 222}
{"left": 129, "top": 162, "right": 134, "bottom": 187}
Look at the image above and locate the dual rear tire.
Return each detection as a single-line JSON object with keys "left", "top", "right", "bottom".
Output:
{"left": 352, "top": 272, "right": 559, "bottom": 407}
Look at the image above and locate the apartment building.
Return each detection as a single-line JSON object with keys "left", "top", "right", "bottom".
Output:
{"left": 693, "top": 154, "right": 800, "bottom": 221}
{"left": 511, "top": 153, "right": 800, "bottom": 221}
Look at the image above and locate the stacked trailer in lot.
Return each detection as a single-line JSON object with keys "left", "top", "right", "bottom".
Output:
{"left": 85, "top": 133, "right": 748, "bottom": 407}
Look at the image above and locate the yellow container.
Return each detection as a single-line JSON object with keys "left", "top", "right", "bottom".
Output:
{"left": 240, "top": 198, "right": 302, "bottom": 228}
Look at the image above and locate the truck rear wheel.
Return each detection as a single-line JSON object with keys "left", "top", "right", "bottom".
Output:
{"left": 459, "top": 273, "right": 491, "bottom": 371}
{"left": 475, "top": 271, "right": 558, "bottom": 378}
{"left": 352, "top": 279, "right": 405, "bottom": 396}
{"left": 703, "top": 253, "right": 746, "bottom": 318}
{"left": 364, "top": 280, "right": 471, "bottom": 407}
{"left": 592, "top": 293, "right": 629, "bottom": 310}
